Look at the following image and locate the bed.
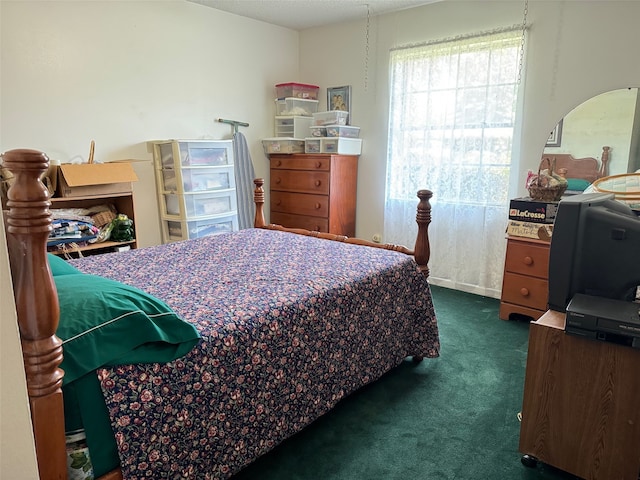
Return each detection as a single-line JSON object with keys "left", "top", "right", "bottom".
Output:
{"left": 3, "top": 148, "right": 439, "bottom": 480}
{"left": 540, "top": 145, "right": 610, "bottom": 191}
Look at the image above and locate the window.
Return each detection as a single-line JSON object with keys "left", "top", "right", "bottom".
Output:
{"left": 384, "top": 29, "right": 524, "bottom": 297}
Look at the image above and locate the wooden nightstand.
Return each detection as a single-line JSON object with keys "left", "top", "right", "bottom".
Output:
{"left": 269, "top": 153, "right": 358, "bottom": 237}
{"left": 499, "top": 236, "right": 550, "bottom": 320}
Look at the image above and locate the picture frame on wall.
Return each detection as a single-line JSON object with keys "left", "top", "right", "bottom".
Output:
{"left": 327, "top": 85, "right": 351, "bottom": 124}
{"left": 546, "top": 119, "right": 563, "bottom": 147}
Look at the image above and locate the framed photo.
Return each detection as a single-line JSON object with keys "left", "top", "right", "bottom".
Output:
{"left": 546, "top": 119, "right": 563, "bottom": 147}
{"left": 327, "top": 85, "right": 351, "bottom": 124}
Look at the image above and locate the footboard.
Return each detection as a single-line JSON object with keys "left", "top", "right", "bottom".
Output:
{"left": 252, "top": 178, "right": 432, "bottom": 277}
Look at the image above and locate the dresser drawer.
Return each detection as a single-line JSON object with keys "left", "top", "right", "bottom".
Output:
{"left": 271, "top": 212, "right": 329, "bottom": 232}
{"left": 271, "top": 191, "right": 328, "bottom": 217}
{"left": 501, "top": 272, "right": 548, "bottom": 311}
{"left": 504, "top": 240, "right": 550, "bottom": 278}
{"left": 271, "top": 155, "right": 330, "bottom": 171}
{"left": 271, "top": 170, "right": 330, "bottom": 194}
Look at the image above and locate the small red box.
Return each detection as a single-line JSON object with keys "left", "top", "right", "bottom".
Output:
{"left": 275, "top": 82, "right": 319, "bottom": 100}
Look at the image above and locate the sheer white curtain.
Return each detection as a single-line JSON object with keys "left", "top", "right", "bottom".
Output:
{"left": 384, "top": 29, "right": 524, "bottom": 298}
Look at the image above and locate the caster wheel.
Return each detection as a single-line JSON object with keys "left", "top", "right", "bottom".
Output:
{"left": 412, "top": 355, "right": 424, "bottom": 363}
{"left": 521, "top": 454, "right": 538, "bottom": 468}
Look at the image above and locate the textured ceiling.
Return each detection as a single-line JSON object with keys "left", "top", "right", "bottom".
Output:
{"left": 189, "top": 0, "right": 441, "bottom": 30}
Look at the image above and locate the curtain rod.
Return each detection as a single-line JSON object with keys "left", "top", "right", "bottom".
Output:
{"left": 390, "top": 24, "right": 526, "bottom": 52}
{"left": 216, "top": 118, "right": 249, "bottom": 134}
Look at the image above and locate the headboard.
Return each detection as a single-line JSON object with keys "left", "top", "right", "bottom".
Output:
{"left": 540, "top": 145, "right": 610, "bottom": 184}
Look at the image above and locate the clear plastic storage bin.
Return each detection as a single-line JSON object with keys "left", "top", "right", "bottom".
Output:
{"left": 312, "top": 110, "right": 349, "bottom": 126}
{"left": 157, "top": 141, "right": 233, "bottom": 168}
{"left": 160, "top": 166, "right": 235, "bottom": 193}
{"left": 309, "top": 126, "right": 327, "bottom": 137}
{"left": 262, "top": 138, "right": 305, "bottom": 154}
{"left": 325, "top": 125, "right": 360, "bottom": 138}
{"left": 275, "top": 82, "right": 320, "bottom": 100}
{"left": 164, "top": 214, "right": 239, "bottom": 241}
{"left": 275, "top": 98, "right": 319, "bottom": 116}
{"left": 163, "top": 190, "right": 237, "bottom": 218}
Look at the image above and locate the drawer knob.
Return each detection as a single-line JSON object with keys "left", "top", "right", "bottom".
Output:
{"left": 520, "top": 287, "right": 530, "bottom": 297}
{"left": 276, "top": 160, "right": 282, "bottom": 167}
{"left": 315, "top": 180, "right": 321, "bottom": 187}
{"left": 315, "top": 203, "right": 321, "bottom": 209}
{"left": 523, "top": 256, "right": 533, "bottom": 265}
{"left": 316, "top": 161, "right": 322, "bottom": 168}
{"left": 276, "top": 200, "right": 281, "bottom": 206}
{"left": 275, "top": 177, "right": 281, "bottom": 184}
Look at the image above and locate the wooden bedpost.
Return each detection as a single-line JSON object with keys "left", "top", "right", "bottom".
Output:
{"left": 3, "top": 149, "right": 67, "bottom": 480}
{"left": 600, "top": 146, "right": 610, "bottom": 178}
{"left": 414, "top": 189, "right": 432, "bottom": 278}
{"left": 253, "top": 178, "right": 266, "bottom": 228}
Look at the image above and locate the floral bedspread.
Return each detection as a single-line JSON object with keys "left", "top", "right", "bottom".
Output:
{"left": 71, "top": 229, "right": 439, "bottom": 479}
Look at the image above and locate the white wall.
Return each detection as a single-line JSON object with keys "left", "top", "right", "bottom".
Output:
{"left": 1, "top": 0, "right": 299, "bottom": 248}
{"left": 4, "top": 0, "right": 640, "bottom": 477}
{"left": 299, "top": 0, "right": 640, "bottom": 242}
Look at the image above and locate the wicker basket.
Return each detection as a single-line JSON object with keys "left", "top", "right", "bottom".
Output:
{"left": 527, "top": 157, "right": 567, "bottom": 202}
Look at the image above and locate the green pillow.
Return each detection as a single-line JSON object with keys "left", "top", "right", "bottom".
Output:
{"left": 47, "top": 253, "right": 82, "bottom": 276}
{"left": 54, "top": 273, "right": 200, "bottom": 384}
{"left": 566, "top": 178, "right": 592, "bottom": 192}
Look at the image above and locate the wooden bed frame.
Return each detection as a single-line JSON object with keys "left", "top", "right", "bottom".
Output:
{"left": 540, "top": 145, "right": 610, "bottom": 183}
{"left": 3, "top": 148, "right": 432, "bottom": 480}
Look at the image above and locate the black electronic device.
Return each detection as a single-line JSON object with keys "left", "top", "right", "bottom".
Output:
{"left": 565, "top": 293, "right": 640, "bottom": 347}
{"left": 548, "top": 192, "right": 640, "bottom": 312}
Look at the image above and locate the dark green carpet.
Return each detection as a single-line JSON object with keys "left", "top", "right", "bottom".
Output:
{"left": 232, "top": 286, "right": 578, "bottom": 480}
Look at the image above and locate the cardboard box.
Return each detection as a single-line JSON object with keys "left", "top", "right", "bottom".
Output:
{"left": 508, "top": 197, "right": 559, "bottom": 224}
{"left": 57, "top": 162, "right": 139, "bottom": 198}
{"left": 506, "top": 220, "right": 553, "bottom": 241}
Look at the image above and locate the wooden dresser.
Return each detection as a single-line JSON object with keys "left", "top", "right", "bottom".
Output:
{"left": 499, "top": 236, "right": 550, "bottom": 320}
{"left": 269, "top": 153, "right": 358, "bottom": 237}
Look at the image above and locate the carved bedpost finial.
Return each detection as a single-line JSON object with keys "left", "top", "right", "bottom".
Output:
{"left": 3, "top": 148, "right": 67, "bottom": 479}
{"left": 600, "top": 146, "right": 610, "bottom": 178}
{"left": 414, "top": 189, "right": 433, "bottom": 278}
{"left": 253, "top": 178, "right": 266, "bottom": 228}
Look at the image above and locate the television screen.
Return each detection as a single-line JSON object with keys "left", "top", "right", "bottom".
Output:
{"left": 548, "top": 192, "right": 640, "bottom": 312}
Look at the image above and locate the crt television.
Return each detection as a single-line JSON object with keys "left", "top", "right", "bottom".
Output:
{"left": 548, "top": 192, "right": 640, "bottom": 312}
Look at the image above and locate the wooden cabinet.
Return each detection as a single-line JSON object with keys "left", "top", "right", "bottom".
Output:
{"left": 269, "top": 153, "right": 358, "bottom": 237}
{"left": 49, "top": 192, "right": 137, "bottom": 256}
{"left": 150, "top": 140, "right": 239, "bottom": 243}
{"left": 519, "top": 310, "right": 640, "bottom": 479}
{"left": 499, "top": 236, "right": 550, "bottom": 320}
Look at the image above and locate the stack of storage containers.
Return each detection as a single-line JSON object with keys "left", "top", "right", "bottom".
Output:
{"left": 305, "top": 111, "right": 362, "bottom": 155}
{"left": 151, "top": 139, "right": 239, "bottom": 243}
{"left": 262, "top": 82, "right": 320, "bottom": 155}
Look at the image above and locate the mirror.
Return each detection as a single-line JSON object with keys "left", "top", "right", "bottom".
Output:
{"left": 543, "top": 88, "right": 640, "bottom": 175}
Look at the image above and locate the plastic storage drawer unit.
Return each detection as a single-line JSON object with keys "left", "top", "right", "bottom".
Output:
{"left": 275, "top": 116, "right": 313, "bottom": 138}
